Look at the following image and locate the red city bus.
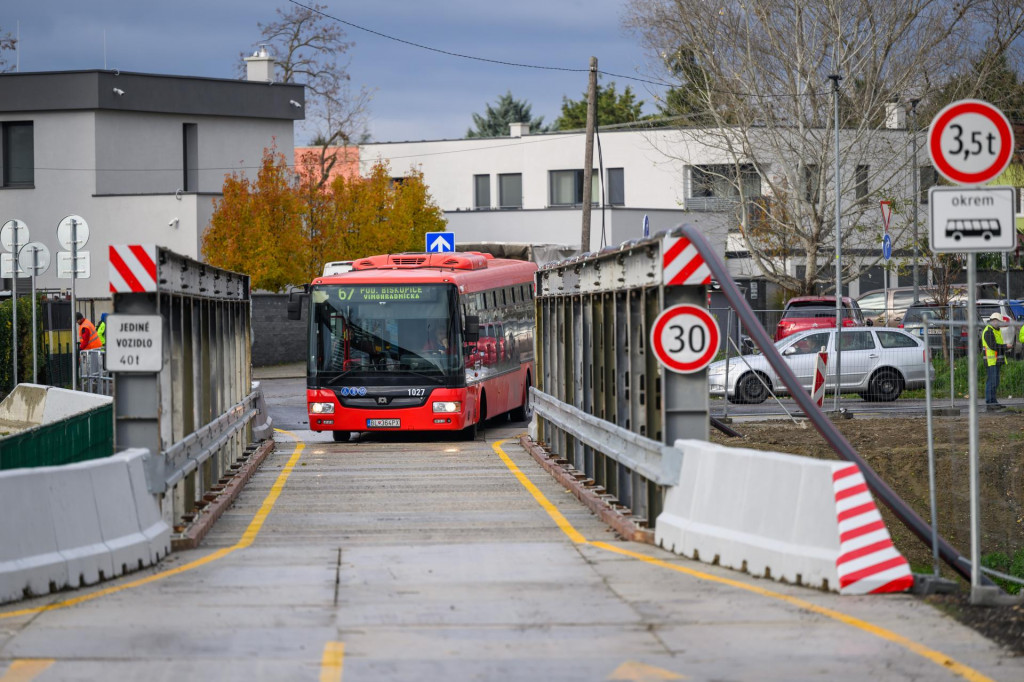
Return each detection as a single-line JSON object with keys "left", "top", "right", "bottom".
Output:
{"left": 289, "top": 251, "right": 537, "bottom": 441}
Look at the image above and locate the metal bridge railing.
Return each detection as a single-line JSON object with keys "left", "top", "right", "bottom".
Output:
{"left": 533, "top": 233, "right": 709, "bottom": 528}
{"left": 111, "top": 246, "right": 255, "bottom": 531}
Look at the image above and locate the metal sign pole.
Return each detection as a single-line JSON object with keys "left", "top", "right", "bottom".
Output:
{"left": 11, "top": 227, "right": 18, "bottom": 387}
{"left": 966, "top": 254, "right": 981, "bottom": 597}
{"left": 30, "top": 247, "right": 37, "bottom": 383}
{"left": 923, "top": 315, "right": 940, "bottom": 576}
{"left": 70, "top": 219, "right": 78, "bottom": 392}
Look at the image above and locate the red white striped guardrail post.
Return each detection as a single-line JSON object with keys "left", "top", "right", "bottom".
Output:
{"left": 812, "top": 350, "right": 828, "bottom": 409}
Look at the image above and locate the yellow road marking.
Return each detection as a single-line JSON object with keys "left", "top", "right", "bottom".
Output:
{"left": 492, "top": 439, "right": 994, "bottom": 682}
{"left": 490, "top": 440, "right": 586, "bottom": 544}
{"left": 320, "top": 641, "right": 345, "bottom": 682}
{"left": 607, "top": 659, "right": 686, "bottom": 680}
{"left": 0, "top": 660, "right": 54, "bottom": 682}
{"left": 0, "top": 430, "right": 305, "bottom": 620}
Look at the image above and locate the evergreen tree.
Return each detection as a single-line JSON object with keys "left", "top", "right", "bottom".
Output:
{"left": 467, "top": 92, "right": 548, "bottom": 138}
{"left": 554, "top": 81, "right": 646, "bottom": 130}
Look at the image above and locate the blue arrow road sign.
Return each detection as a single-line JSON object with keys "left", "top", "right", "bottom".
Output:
{"left": 643, "top": 214, "right": 650, "bottom": 238}
{"left": 882, "top": 234, "right": 892, "bottom": 261}
{"left": 426, "top": 232, "right": 455, "bottom": 253}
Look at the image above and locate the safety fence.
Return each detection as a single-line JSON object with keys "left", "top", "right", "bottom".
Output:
{"left": 708, "top": 303, "right": 1024, "bottom": 418}
{"left": 79, "top": 349, "right": 112, "bottom": 395}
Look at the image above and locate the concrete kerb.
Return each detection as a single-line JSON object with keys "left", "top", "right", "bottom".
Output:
{"left": 171, "top": 437, "right": 276, "bottom": 551}
{"left": 519, "top": 435, "right": 653, "bottom": 543}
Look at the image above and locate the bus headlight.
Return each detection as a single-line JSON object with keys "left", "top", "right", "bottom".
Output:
{"left": 432, "top": 401, "right": 462, "bottom": 413}
{"left": 310, "top": 402, "right": 335, "bottom": 414}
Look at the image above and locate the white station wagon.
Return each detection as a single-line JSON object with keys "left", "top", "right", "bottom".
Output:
{"left": 708, "top": 327, "right": 932, "bottom": 404}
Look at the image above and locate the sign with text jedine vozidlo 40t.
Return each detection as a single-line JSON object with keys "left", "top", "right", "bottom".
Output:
{"left": 104, "top": 315, "right": 163, "bottom": 372}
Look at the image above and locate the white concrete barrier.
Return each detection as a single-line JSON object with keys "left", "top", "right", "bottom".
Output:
{"left": 656, "top": 439, "right": 913, "bottom": 594}
{"left": 47, "top": 460, "right": 115, "bottom": 587}
{"left": 0, "top": 467, "right": 67, "bottom": 602}
{"left": 88, "top": 456, "right": 151, "bottom": 578}
{"left": 0, "top": 383, "right": 112, "bottom": 433}
{"left": 251, "top": 381, "right": 273, "bottom": 442}
{"left": 114, "top": 449, "right": 171, "bottom": 563}
{"left": 0, "top": 449, "right": 171, "bottom": 605}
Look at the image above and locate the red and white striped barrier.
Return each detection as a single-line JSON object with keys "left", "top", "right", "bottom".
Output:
{"left": 832, "top": 463, "right": 914, "bottom": 594}
{"left": 655, "top": 439, "right": 914, "bottom": 595}
{"left": 663, "top": 234, "right": 711, "bottom": 286}
{"left": 109, "top": 244, "right": 157, "bottom": 293}
{"left": 812, "top": 351, "right": 828, "bottom": 408}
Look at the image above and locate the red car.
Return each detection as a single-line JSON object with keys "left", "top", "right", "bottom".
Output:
{"left": 774, "top": 296, "right": 866, "bottom": 341}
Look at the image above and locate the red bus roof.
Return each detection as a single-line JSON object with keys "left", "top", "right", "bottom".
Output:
{"left": 311, "top": 252, "right": 537, "bottom": 294}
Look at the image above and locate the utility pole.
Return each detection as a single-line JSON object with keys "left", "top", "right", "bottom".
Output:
{"left": 829, "top": 73, "right": 843, "bottom": 412}
{"left": 581, "top": 56, "right": 598, "bottom": 253}
{"left": 910, "top": 99, "right": 920, "bottom": 303}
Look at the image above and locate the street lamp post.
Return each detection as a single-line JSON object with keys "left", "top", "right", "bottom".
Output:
{"left": 829, "top": 73, "right": 843, "bottom": 412}
{"left": 910, "top": 99, "right": 920, "bottom": 303}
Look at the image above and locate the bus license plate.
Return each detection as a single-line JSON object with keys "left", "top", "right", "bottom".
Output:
{"left": 366, "top": 418, "right": 400, "bottom": 428}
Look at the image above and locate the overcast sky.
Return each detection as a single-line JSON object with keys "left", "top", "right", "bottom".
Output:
{"left": 3, "top": 0, "right": 665, "bottom": 143}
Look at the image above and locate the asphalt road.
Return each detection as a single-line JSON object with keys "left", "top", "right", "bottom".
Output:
{"left": 1, "top": 376, "right": 1021, "bottom": 681}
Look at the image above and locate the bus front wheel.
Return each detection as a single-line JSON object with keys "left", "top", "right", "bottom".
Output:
{"left": 332, "top": 430, "right": 351, "bottom": 442}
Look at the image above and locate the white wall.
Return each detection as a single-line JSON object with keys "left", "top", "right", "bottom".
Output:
{"left": 0, "top": 109, "right": 294, "bottom": 298}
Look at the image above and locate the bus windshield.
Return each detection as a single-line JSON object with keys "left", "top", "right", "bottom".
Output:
{"left": 308, "top": 283, "right": 463, "bottom": 385}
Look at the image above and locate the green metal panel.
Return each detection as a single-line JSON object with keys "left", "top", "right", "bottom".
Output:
{"left": 0, "top": 404, "right": 114, "bottom": 470}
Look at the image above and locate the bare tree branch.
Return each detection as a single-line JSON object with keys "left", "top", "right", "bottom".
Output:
{"left": 627, "top": 0, "right": 1024, "bottom": 294}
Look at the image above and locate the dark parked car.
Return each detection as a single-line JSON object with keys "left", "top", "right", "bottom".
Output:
{"left": 900, "top": 303, "right": 970, "bottom": 358}
{"left": 774, "top": 296, "right": 865, "bottom": 341}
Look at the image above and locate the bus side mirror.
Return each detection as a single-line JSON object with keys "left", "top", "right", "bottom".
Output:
{"left": 286, "top": 286, "right": 308, "bottom": 321}
{"left": 464, "top": 315, "right": 480, "bottom": 343}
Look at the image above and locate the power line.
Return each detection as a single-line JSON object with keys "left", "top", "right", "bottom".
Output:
{"left": 286, "top": 0, "right": 826, "bottom": 100}
{"left": 288, "top": 0, "right": 589, "bottom": 75}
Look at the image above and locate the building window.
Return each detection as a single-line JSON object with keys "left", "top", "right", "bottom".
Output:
{"left": 183, "top": 123, "right": 198, "bottom": 192}
{"left": 690, "top": 164, "right": 760, "bottom": 199}
{"left": 498, "top": 173, "right": 522, "bottom": 209}
{"left": 2, "top": 121, "right": 34, "bottom": 187}
{"left": 919, "top": 166, "right": 938, "bottom": 204}
{"left": 803, "top": 165, "right": 820, "bottom": 202}
{"left": 473, "top": 174, "right": 490, "bottom": 209}
{"left": 607, "top": 168, "right": 624, "bottom": 206}
{"left": 855, "top": 165, "right": 869, "bottom": 204}
{"left": 549, "top": 169, "right": 597, "bottom": 207}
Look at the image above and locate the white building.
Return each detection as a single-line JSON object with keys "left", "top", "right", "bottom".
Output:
{"left": 0, "top": 54, "right": 303, "bottom": 299}
{"left": 360, "top": 121, "right": 925, "bottom": 301}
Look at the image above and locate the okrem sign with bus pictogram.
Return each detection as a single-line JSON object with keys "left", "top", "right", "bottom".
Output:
{"left": 927, "top": 99, "right": 1017, "bottom": 254}
{"left": 928, "top": 186, "right": 1016, "bottom": 253}
{"left": 650, "top": 304, "right": 720, "bottom": 374}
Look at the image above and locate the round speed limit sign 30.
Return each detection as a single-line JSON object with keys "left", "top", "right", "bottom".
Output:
{"left": 650, "top": 304, "right": 720, "bottom": 374}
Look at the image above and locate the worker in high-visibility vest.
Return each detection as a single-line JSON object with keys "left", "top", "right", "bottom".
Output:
{"left": 981, "top": 312, "right": 1009, "bottom": 411}
{"left": 95, "top": 312, "right": 108, "bottom": 346}
{"left": 76, "top": 312, "right": 103, "bottom": 351}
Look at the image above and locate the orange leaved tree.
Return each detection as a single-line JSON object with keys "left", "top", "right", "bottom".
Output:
{"left": 202, "top": 146, "right": 305, "bottom": 291}
{"left": 203, "top": 147, "right": 447, "bottom": 290}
